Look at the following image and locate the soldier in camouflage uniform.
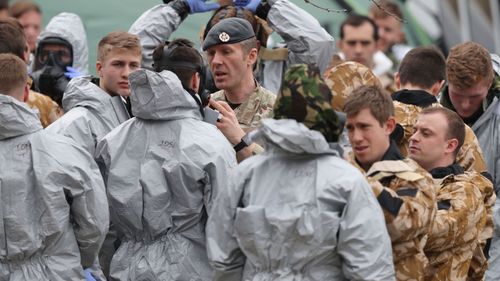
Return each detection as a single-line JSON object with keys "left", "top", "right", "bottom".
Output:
{"left": 408, "top": 107, "right": 492, "bottom": 281}
{"left": 343, "top": 85, "right": 436, "bottom": 281}
{"left": 203, "top": 18, "right": 275, "bottom": 132}
{"left": 392, "top": 46, "right": 486, "bottom": 173}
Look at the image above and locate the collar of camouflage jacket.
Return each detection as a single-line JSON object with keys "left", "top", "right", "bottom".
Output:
{"left": 430, "top": 163, "right": 464, "bottom": 179}
{"left": 0, "top": 94, "right": 43, "bottom": 140}
{"left": 382, "top": 140, "right": 404, "bottom": 161}
{"left": 391, "top": 89, "right": 437, "bottom": 108}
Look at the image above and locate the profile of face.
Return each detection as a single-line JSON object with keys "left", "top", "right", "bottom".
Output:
{"left": 37, "top": 43, "right": 72, "bottom": 68}
{"left": 205, "top": 42, "right": 257, "bottom": 91}
{"left": 409, "top": 112, "right": 457, "bottom": 171}
{"left": 338, "top": 22, "right": 378, "bottom": 69}
{"left": 346, "top": 107, "right": 395, "bottom": 170}
{"left": 373, "top": 16, "right": 404, "bottom": 53}
{"left": 97, "top": 48, "right": 141, "bottom": 97}
{"left": 18, "top": 10, "right": 42, "bottom": 52}
{"left": 448, "top": 81, "right": 490, "bottom": 118}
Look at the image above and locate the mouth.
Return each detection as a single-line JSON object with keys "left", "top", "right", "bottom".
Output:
{"left": 118, "top": 82, "right": 129, "bottom": 89}
{"left": 354, "top": 145, "right": 368, "bottom": 154}
{"left": 214, "top": 71, "right": 228, "bottom": 80}
{"left": 409, "top": 146, "right": 420, "bottom": 153}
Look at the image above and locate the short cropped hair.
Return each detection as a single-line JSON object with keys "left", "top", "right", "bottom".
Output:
{"left": 398, "top": 46, "right": 446, "bottom": 89}
{"left": 152, "top": 38, "right": 202, "bottom": 90}
{"left": 0, "top": 0, "right": 7, "bottom": 10}
{"left": 97, "top": 31, "right": 141, "bottom": 63}
{"left": 420, "top": 107, "right": 465, "bottom": 155}
{"left": 0, "top": 18, "right": 27, "bottom": 59}
{"left": 9, "top": 1, "right": 41, "bottom": 18}
{"left": 339, "top": 14, "right": 379, "bottom": 41}
{"left": 446, "top": 41, "right": 494, "bottom": 89}
{"left": 369, "top": 0, "right": 404, "bottom": 20}
{"left": 343, "top": 85, "right": 394, "bottom": 126}
{"left": 0, "top": 53, "right": 28, "bottom": 95}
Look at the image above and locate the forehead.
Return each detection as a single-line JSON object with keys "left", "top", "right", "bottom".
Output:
{"left": 374, "top": 16, "right": 402, "bottom": 30}
{"left": 416, "top": 112, "right": 447, "bottom": 131}
{"left": 102, "top": 47, "right": 141, "bottom": 63}
{"left": 346, "top": 107, "right": 379, "bottom": 124}
{"left": 343, "top": 23, "right": 376, "bottom": 41}
{"left": 206, "top": 42, "right": 242, "bottom": 52}
{"left": 18, "top": 10, "right": 42, "bottom": 23}
{"left": 41, "top": 43, "right": 69, "bottom": 52}
{"left": 448, "top": 82, "right": 490, "bottom": 97}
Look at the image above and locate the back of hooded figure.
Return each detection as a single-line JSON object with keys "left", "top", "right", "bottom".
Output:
{"left": 95, "top": 69, "right": 236, "bottom": 281}
{"left": 0, "top": 54, "right": 108, "bottom": 281}
{"left": 206, "top": 64, "right": 395, "bottom": 281}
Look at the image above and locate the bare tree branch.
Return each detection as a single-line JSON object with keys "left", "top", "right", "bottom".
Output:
{"left": 303, "top": 0, "right": 348, "bottom": 13}
{"left": 369, "top": 0, "right": 406, "bottom": 23}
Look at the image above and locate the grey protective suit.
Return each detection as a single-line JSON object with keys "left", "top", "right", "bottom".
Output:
{"left": 0, "top": 94, "right": 108, "bottom": 280}
{"left": 95, "top": 69, "right": 236, "bottom": 281}
{"left": 37, "top": 12, "right": 89, "bottom": 75}
{"left": 206, "top": 119, "right": 396, "bottom": 281}
{"left": 46, "top": 77, "right": 129, "bottom": 156}
{"left": 129, "top": 0, "right": 335, "bottom": 94}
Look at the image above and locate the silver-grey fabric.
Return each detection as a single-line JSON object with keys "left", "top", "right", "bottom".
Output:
{"left": 46, "top": 77, "right": 129, "bottom": 156}
{"left": 206, "top": 118, "right": 395, "bottom": 281}
{"left": 37, "top": 12, "right": 89, "bottom": 75}
{"left": 95, "top": 69, "right": 236, "bottom": 281}
{"left": 0, "top": 94, "right": 108, "bottom": 280}
{"left": 128, "top": 0, "right": 335, "bottom": 94}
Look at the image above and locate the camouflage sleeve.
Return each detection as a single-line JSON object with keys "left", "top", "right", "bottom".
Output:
{"left": 424, "top": 180, "right": 483, "bottom": 253}
{"left": 456, "top": 126, "right": 487, "bottom": 173}
{"left": 368, "top": 173, "right": 436, "bottom": 243}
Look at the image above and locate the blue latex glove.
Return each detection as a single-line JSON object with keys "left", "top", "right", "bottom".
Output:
{"left": 233, "top": 0, "right": 260, "bottom": 12}
{"left": 83, "top": 269, "right": 97, "bottom": 281}
{"left": 186, "top": 0, "right": 220, "bottom": 14}
{"left": 64, "top": 66, "right": 82, "bottom": 79}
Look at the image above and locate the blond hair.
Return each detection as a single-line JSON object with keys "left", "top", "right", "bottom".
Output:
{"left": 97, "top": 31, "right": 141, "bottom": 63}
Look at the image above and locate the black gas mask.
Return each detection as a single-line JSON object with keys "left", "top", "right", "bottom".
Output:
{"left": 31, "top": 37, "right": 73, "bottom": 106}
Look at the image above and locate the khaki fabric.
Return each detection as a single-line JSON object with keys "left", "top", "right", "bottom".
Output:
{"left": 26, "top": 90, "right": 63, "bottom": 128}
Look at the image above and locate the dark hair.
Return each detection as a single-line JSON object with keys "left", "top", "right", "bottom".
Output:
{"left": 420, "top": 107, "right": 465, "bottom": 155}
{"left": 152, "top": 38, "right": 203, "bottom": 91}
{"left": 343, "top": 85, "right": 394, "bottom": 126}
{"left": 0, "top": 0, "right": 8, "bottom": 10}
{"left": 398, "top": 46, "right": 446, "bottom": 89}
{"left": 0, "top": 18, "right": 27, "bottom": 59}
{"left": 339, "top": 14, "right": 379, "bottom": 41}
{"left": 9, "top": 1, "right": 41, "bottom": 18}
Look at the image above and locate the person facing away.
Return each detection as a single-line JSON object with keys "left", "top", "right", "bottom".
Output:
{"left": 343, "top": 85, "right": 436, "bottom": 281}
{"left": 408, "top": 107, "right": 493, "bottom": 281}
{"left": 392, "top": 46, "right": 487, "bottom": 173}
{"left": 206, "top": 63, "right": 395, "bottom": 281}
{"left": 95, "top": 68, "right": 236, "bottom": 281}
{"left": 46, "top": 31, "right": 141, "bottom": 156}
{"left": 0, "top": 53, "right": 108, "bottom": 280}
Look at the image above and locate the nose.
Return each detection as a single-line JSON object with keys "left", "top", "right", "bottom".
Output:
{"left": 122, "top": 65, "right": 133, "bottom": 78}
{"left": 409, "top": 131, "right": 419, "bottom": 144}
{"left": 349, "top": 128, "right": 363, "bottom": 143}
{"left": 459, "top": 98, "right": 472, "bottom": 112}
{"left": 354, "top": 43, "right": 363, "bottom": 54}
{"left": 211, "top": 52, "right": 222, "bottom": 66}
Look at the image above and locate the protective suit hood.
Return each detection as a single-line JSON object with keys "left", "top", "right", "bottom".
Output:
{"left": 0, "top": 94, "right": 42, "bottom": 140}
{"left": 62, "top": 77, "right": 112, "bottom": 112}
{"left": 252, "top": 118, "right": 335, "bottom": 155}
{"left": 38, "top": 12, "right": 89, "bottom": 75}
{"left": 129, "top": 69, "right": 201, "bottom": 121}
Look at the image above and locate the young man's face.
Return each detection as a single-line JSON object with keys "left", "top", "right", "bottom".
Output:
{"left": 448, "top": 81, "right": 490, "bottom": 118}
{"left": 346, "top": 107, "right": 394, "bottom": 170}
{"left": 18, "top": 10, "right": 42, "bottom": 53}
{"left": 372, "top": 16, "right": 404, "bottom": 53}
{"left": 205, "top": 42, "right": 257, "bottom": 91}
{"left": 409, "top": 112, "right": 454, "bottom": 171}
{"left": 338, "top": 22, "right": 377, "bottom": 69}
{"left": 97, "top": 48, "right": 141, "bottom": 97}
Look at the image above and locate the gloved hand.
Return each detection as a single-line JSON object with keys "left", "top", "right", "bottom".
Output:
{"left": 83, "top": 269, "right": 97, "bottom": 281}
{"left": 64, "top": 66, "right": 82, "bottom": 79}
{"left": 186, "top": 0, "right": 220, "bottom": 14}
{"left": 233, "top": 0, "right": 260, "bottom": 12}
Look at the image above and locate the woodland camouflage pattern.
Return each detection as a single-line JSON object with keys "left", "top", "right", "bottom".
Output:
{"left": 348, "top": 156, "right": 436, "bottom": 281}
{"left": 393, "top": 101, "right": 487, "bottom": 173}
{"left": 212, "top": 82, "right": 275, "bottom": 132}
{"left": 323, "top": 61, "right": 382, "bottom": 112}
{"left": 424, "top": 172, "right": 487, "bottom": 281}
{"left": 273, "top": 63, "right": 341, "bottom": 142}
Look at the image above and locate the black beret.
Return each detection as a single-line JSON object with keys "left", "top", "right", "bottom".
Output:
{"left": 202, "top": 17, "right": 256, "bottom": 51}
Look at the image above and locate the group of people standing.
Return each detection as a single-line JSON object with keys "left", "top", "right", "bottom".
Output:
{"left": 0, "top": 0, "right": 500, "bottom": 280}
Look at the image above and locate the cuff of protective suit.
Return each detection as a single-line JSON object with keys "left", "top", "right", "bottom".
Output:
{"left": 255, "top": 0, "right": 271, "bottom": 19}
{"left": 169, "top": 0, "right": 190, "bottom": 21}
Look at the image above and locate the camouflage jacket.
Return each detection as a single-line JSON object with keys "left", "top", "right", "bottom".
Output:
{"left": 424, "top": 164, "right": 486, "bottom": 281}
{"left": 26, "top": 90, "right": 63, "bottom": 128}
{"left": 392, "top": 89, "right": 487, "bottom": 173}
{"left": 212, "top": 83, "right": 276, "bottom": 132}
{"left": 348, "top": 142, "right": 436, "bottom": 281}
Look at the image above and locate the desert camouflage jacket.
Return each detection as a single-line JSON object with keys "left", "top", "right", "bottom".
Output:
{"left": 26, "top": 90, "right": 63, "bottom": 128}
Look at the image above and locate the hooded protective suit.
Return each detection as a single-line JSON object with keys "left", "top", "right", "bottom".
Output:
{"left": 36, "top": 12, "right": 89, "bottom": 75}
{"left": 46, "top": 77, "right": 129, "bottom": 156}
{"left": 206, "top": 118, "right": 395, "bottom": 281}
{"left": 0, "top": 94, "right": 108, "bottom": 280}
{"left": 95, "top": 69, "right": 236, "bottom": 281}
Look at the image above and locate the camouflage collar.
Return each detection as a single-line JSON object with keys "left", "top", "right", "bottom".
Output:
{"left": 381, "top": 140, "right": 404, "bottom": 161}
